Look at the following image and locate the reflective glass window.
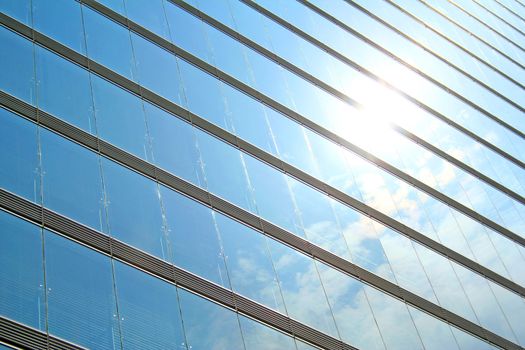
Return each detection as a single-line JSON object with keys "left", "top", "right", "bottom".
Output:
{"left": 32, "top": 0, "right": 85, "bottom": 54}
{"left": 124, "top": 0, "right": 170, "bottom": 40}
{"left": 0, "top": 0, "right": 31, "bottom": 25}
{"left": 91, "top": 75, "right": 150, "bottom": 160}
{"left": 365, "top": 285, "right": 424, "bottom": 349}
{"left": 222, "top": 87, "right": 278, "bottom": 156}
{"left": 35, "top": 46, "right": 96, "bottom": 134}
{"left": 316, "top": 262, "right": 385, "bottom": 350}
{"left": 0, "top": 28, "right": 35, "bottom": 105}
{"left": 178, "top": 59, "right": 229, "bottom": 129}
{"left": 206, "top": 25, "right": 253, "bottom": 86}
{"left": 408, "top": 306, "right": 459, "bottom": 350}
{"left": 239, "top": 315, "right": 296, "bottom": 350}
{"left": 101, "top": 158, "right": 167, "bottom": 259}
{"left": 178, "top": 289, "right": 245, "bottom": 349}
{"left": 83, "top": 6, "right": 136, "bottom": 81}
{"left": 196, "top": 130, "right": 255, "bottom": 212}
{"left": 0, "top": 109, "right": 40, "bottom": 203}
{"left": 289, "top": 179, "right": 350, "bottom": 260}
{"left": 165, "top": 3, "right": 211, "bottom": 62}
{"left": 40, "top": 129, "right": 106, "bottom": 232}
{"left": 145, "top": 103, "right": 204, "bottom": 186}
{"left": 160, "top": 186, "right": 229, "bottom": 287}
{"left": 131, "top": 33, "right": 184, "bottom": 105}
{"left": 114, "top": 261, "right": 186, "bottom": 350}
{"left": 94, "top": 0, "right": 125, "bottom": 15}
{"left": 242, "top": 154, "right": 302, "bottom": 236}
{"left": 44, "top": 231, "right": 120, "bottom": 349}
{"left": 0, "top": 211, "right": 44, "bottom": 330}
{"left": 215, "top": 212, "right": 286, "bottom": 313}
{"left": 266, "top": 238, "right": 339, "bottom": 337}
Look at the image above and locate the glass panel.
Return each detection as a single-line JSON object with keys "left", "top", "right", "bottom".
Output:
{"left": 0, "top": 0, "right": 31, "bottom": 25}
{"left": 222, "top": 87, "right": 278, "bottom": 156}
{"left": 165, "top": 3, "right": 211, "bottom": 62}
{"left": 266, "top": 238, "right": 339, "bottom": 337}
{"left": 316, "top": 262, "right": 385, "bottom": 350}
{"left": 215, "top": 212, "right": 286, "bottom": 313}
{"left": 101, "top": 158, "right": 167, "bottom": 259}
{"left": 0, "top": 109, "right": 40, "bottom": 203}
{"left": 178, "top": 59, "right": 229, "bottom": 130}
{"left": 124, "top": 0, "right": 170, "bottom": 40}
{"left": 239, "top": 315, "right": 296, "bottom": 350}
{"left": 144, "top": 102, "right": 205, "bottom": 186}
{"left": 40, "top": 128, "right": 106, "bottom": 232}
{"left": 91, "top": 75, "right": 150, "bottom": 160}
{"left": 160, "top": 186, "right": 229, "bottom": 287}
{"left": 130, "top": 33, "right": 184, "bottom": 105}
{"left": 289, "top": 178, "right": 351, "bottom": 260}
{"left": 196, "top": 129, "right": 255, "bottom": 212}
{"left": 32, "top": 0, "right": 85, "bottom": 55}
{"left": 206, "top": 23, "right": 254, "bottom": 86}
{"left": 365, "top": 285, "right": 424, "bottom": 350}
{"left": 408, "top": 306, "right": 459, "bottom": 350}
{"left": 0, "top": 211, "right": 45, "bottom": 330}
{"left": 242, "top": 153, "right": 302, "bottom": 237}
{"left": 113, "top": 261, "right": 186, "bottom": 350}
{"left": 94, "top": 0, "right": 125, "bottom": 15}
{"left": 44, "top": 231, "right": 120, "bottom": 349}
{"left": 0, "top": 28, "right": 35, "bottom": 104}
{"left": 83, "top": 6, "right": 136, "bottom": 81}
{"left": 35, "top": 46, "right": 96, "bottom": 134}
{"left": 178, "top": 288, "right": 245, "bottom": 349}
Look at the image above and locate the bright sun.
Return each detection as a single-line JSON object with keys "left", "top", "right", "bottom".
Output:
{"left": 337, "top": 68, "right": 423, "bottom": 154}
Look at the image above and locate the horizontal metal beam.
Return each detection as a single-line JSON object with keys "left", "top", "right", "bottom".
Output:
{"left": 0, "top": 316, "right": 84, "bottom": 350}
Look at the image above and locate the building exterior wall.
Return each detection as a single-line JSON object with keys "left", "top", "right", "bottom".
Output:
{"left": 1, "top": 0, "right": 525, "bottom": 349}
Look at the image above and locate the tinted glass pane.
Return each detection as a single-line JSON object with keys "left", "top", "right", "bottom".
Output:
{"left": 243, "top": 154, "right": 302, "bottom": 236}
{"left": 35, "top": 46, "right": 96, "bottom": 134}
{"left": 365, "top": 285, "right": 424, "bottom": 350}
{"left": 161, "top": 186, "right": 229, "bottom": 287}
{"left": 91, "top": 75, "right": 150, "bottom": 160}
{"left": 239, "top": 315, "right": 296, "bottom": 350}
{"left": 0, "top": 109, "right": 40, "bottom": 203}
{"left": 178, "top": 60, "right": 229, "bottom": 129}
{"left": 44, "top": 231, "right": 119, "bottom": 349}
{"left": 0, "top": 28, "right": 35, "bottom": 104}
{"left": 101, "top": 158, "right": 167, "bottom": 259}
{"left": 83, "top": 6, "right": 136, "bottom": 81}
{"left": 316, "top": 262, "right": 385, "bottom": 350}
{"left": 131, "top": 33, "right": 184, "bottom": 105}
{"left": 0, "top": 0, "right": 31, "bottom": 25}
{"left": 124, "top": 0, "right": 170, "bottom": 40}
{"left": 266, "top": 238, "right": 339, "bottom": 337}
{"left": 222, "top": 87, "right": 277, "bottom": 156}
{"left": 215, "top": 212, "right": 286, "bottom": 313}
{"left": 40, "top": 129, "right": 106, "bottom": 232}
{"left": 0, "top": 211, "right": 44, "bottom": 330}
{"left": 32, "top": 0, "right": 85, "bottom": 54}
{"left": 178, "top": 289, "right": 245, "bottom": 349}
{"left": 94, "top": 0, "right": 125, "bottom": 15}
{"left": 114, "top": 261, "right": 186, "bottom": 350}
{"left": 196, "top": 130, "right": 255, "bottom": 212}
{"left": 165, "top": 3, "right": 211, "bottom": 62}
{"left": 145, "top": 103, "right": 204, "bottom": 186}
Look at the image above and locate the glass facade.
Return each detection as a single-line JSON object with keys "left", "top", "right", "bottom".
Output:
{"left": 1, "top": 1, "right": 524, "bottom": 349}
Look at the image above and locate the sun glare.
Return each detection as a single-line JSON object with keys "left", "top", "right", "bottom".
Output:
{"left": 339, "top": 68, "right": 423, "bottom": 154}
